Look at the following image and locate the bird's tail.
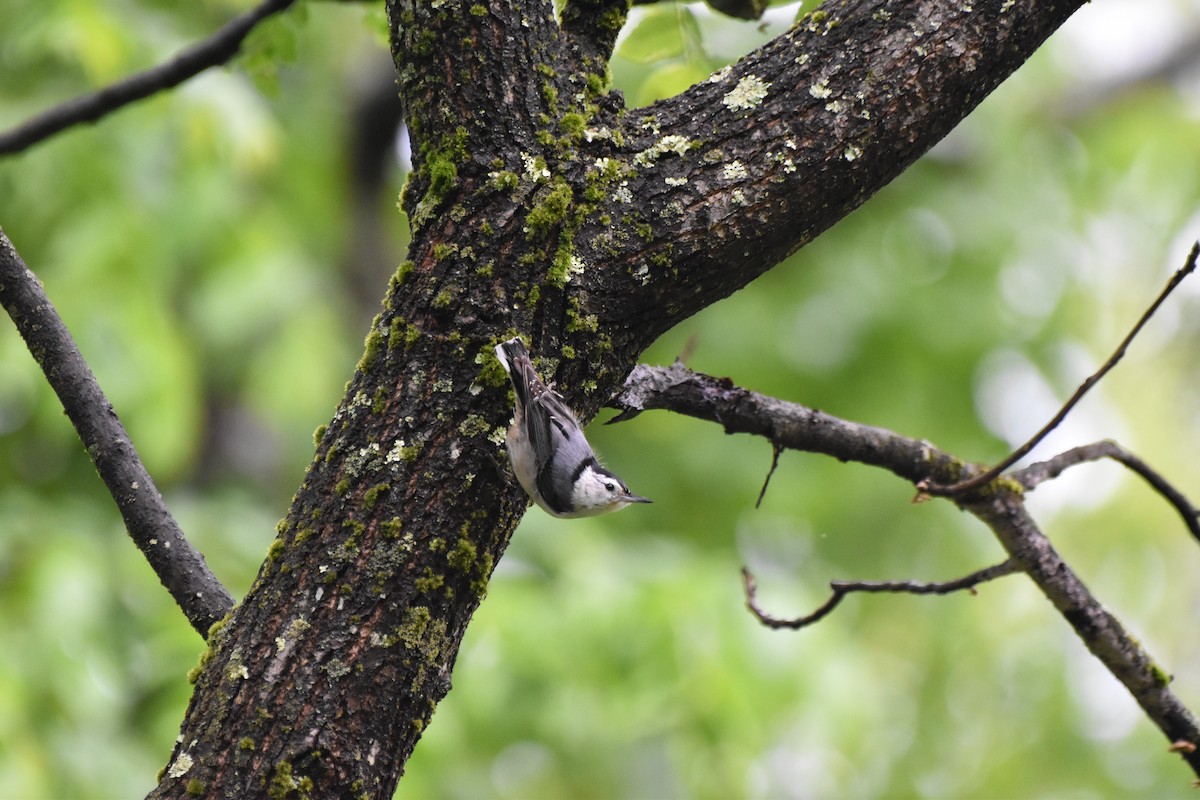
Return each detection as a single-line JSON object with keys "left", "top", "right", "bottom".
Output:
{"left": 495, "top": 337, "right": 537, "bottom": 406}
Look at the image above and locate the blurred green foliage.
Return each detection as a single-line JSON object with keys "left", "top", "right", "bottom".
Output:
{"left": 3, "top": 0, "right": 1200, "bottom": 798}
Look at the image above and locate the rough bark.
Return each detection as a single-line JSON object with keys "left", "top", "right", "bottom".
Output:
{"left": 148, "top": 0, "right": 1088, "bottom": 796}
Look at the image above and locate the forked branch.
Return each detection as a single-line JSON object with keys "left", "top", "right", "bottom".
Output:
{"left": 610, "top": 307, "right": 1200, "bottom": 773}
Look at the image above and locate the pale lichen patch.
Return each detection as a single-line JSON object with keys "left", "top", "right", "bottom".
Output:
{"left": 583, "top": 127, "right": 613, "bottom": 142}
{"left": 386, "top": 439, "right": 408, "bottom": 464}
{"left": 809, "top": 80, "right": 832, "bottom": 99}
{"left": 521, "top": 153, "right": 550, "bottom": 182}
{"left": 565, "top": 254, "right": 585, "bottom": 282}
{"left": 634, "top": 134, "right": 695, "bottom": 167}
{"left": 707, "top": 64, "right": 733, "bottom": 84}
{"left": 722, "top": 161, "right": 748, "bottom": 181}
{"left": 723, "top": 75, "right": 771, "bottom": 112}
{"left": 168, "top": 753, "right": 194, "bottom": 779}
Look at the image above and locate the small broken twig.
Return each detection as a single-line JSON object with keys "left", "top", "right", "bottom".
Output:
{"left": 922, "top": 241, "right": 1199, "bottom": 497}
{"left": 741, "top": 559, "right": 1020, "bottom": 630}
{"left": 754, "top": 442, "right": 784, "bottom": 509}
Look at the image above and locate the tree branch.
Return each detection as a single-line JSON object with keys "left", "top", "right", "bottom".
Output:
{"left": 1014, "top": 440, "right": 1200, "bottom": 544}
{"left": 742, "top": 560, "right": 1019, "bottom": 630}
{"left": 560, "top": 0, "right": 631, "bottom": 70}
{"left": 971, "top": 494, "right": 1200, "bottom": 774}
{"left": 572, "top": 0, "right": 1090, "bottom": 352}
{"left": 611, "top": 364, "right": 1200, "bottom": 774}
{"left": 0, "top": 0, "right": 295, "bottom": 157}
{"left": 146, "top": 0, "right": 1117, "bottom": 793}
{"left": 609, "top": 361, "right": 968, "bottom": 485}
{"left": 0, "top": 229, "right": 233, "bottom": 635}
{"left": 922, "top": 241, "right": 1199, "bottom": 497}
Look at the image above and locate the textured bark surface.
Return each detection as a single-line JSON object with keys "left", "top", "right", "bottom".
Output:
{"left": 148, "top": 0, "right": 1089, "bottom": 796}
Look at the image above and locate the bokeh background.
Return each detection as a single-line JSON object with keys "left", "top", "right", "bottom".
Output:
{"left": 3, "top": 0, "right": 1200, "bottom": 797}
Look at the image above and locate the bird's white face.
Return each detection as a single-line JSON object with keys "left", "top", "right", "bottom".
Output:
{"left": 567, "top": 464, "right": 652, "bottom": 517}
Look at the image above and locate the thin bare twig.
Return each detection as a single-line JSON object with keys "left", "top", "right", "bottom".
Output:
{"left": 0, "top": 0, "right": 295, "bottom": 156}
{"left": 754, "top": 442, "right": 783, "bottom": 509}
{"left": 742, "top": 560, "right": 1020, "bottom": 630}
{"left": 0, "top": 229, "right": 233, "bottom": 635}
{"left": 1015, "top": 440, "right": 1200, "bottom": 543}
{"left": 921, "top": 241, "right": 1199, "bottom": 497}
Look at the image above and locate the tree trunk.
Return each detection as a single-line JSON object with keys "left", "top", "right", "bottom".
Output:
{"left": 148, "top": 0, "right": 1086, "bottom": 796}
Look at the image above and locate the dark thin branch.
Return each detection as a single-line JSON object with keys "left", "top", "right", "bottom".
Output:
{"left": 1015, "top": 440, "right": 1200, "bottom": 544}
{"left": 922, "top": 242, "right": 1199, "bottom": 497}
{"left": 0, "top": 0, "right": 295, "bottom": 157}
{"left": 754, "top": 442, "right": 783, "bottom": 509}
{"left": 742, "top": 560, "right": 1019, "bottom": 630}
{"left": 626, "top": 0, "right": 766, "bottom": 18}
{"left": 0, "top": 229, "right": 233, "bottom": 635}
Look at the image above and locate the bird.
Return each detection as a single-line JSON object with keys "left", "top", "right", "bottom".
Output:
{"left": 494, "top": 336, "right": 652, "bottom": 517}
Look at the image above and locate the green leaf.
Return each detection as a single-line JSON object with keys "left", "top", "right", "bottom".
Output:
{"left": 236, "top": 4, "right": 308, "bottom": 95}
{"left": 616, "top": 6, "right": 700, "bottom": 65}
{"left": 634, "top": 60, "right": 714, "bottom": 106}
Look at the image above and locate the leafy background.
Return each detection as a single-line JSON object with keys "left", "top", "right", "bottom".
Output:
{"left": 3, "top": 0, "right": 1200, "bottom": 797}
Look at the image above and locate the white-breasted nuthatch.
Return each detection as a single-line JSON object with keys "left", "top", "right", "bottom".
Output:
{"left": 495, "top": 337, "right": 652, "bottom": 518}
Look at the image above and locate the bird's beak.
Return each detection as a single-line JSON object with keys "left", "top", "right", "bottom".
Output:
{"left": 625, "top": 494, "right": 653, "bottom": 505}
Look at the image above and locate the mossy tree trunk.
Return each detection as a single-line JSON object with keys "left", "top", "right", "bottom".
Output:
{"left": 148, "top": 0, "right": 1086, "bottom": 796}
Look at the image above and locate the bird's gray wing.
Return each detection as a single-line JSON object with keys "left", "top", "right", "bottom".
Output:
{"left": 527, "top": 388, "right": 584, "bottom": 513}
{"left": 524, "top": 384, "right": 572, "bottom": 472}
